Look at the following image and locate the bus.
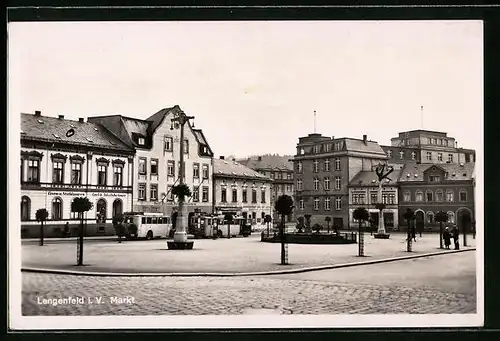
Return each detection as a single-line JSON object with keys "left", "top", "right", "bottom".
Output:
{"left": 214, "top": 215, "right": 251, "bottom": 238}
{"left": 122, "top": 212, "right": 172, "bottom": 240}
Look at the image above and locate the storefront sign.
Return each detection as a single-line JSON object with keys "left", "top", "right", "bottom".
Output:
{"left": 47, "top": 191, "right": 127, "bottom": 198}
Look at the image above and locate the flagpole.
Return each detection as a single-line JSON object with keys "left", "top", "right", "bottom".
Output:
{"left": 314, "top": 110, "right": 316, "bottom": 133}
{"left": 420, "top": 106, "right": 424, "bottom": 129}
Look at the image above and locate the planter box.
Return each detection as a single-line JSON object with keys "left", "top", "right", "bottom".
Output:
{"left": 261, "top": 232, "right": 357, "bottom": 244}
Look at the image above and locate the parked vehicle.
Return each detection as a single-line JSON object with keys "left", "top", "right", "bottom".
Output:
{"left": 122, "top": 212, "right": 172, "bottom": 240}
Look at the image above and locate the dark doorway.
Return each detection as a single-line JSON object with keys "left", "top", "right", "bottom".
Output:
{"left": 458, "top": 209, "right": 472, "bottom": 233}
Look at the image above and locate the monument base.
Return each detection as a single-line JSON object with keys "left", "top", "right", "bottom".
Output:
{"left": 167, "top": 240, "right": 194, "bottom": 250}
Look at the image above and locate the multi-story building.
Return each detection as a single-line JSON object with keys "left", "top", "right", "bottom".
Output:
{"left": 381, "top": 129, "right": 476, "bottom": 169}
{"left": 237, "top": 154, "right": 294, "bottom": 222}
{"left": 348, "top": 170, "right": 401, "bottom": 231}
{"left": 292, "top": 133, "right": 388, "bottom": 229}
{"left": 213, "top": 156, "right": 272, "bottom": 224}
{"left": 20, "top": 111, "right": 135, "bottom": 237}
{"left": 88, "top": 105, "right": 214, "bottom": 221}
{"left": 397, "top": 162, "right": 475, "bottom": 232}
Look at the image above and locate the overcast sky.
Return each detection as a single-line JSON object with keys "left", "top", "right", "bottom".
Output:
{"left": 8, "top": 20, "right": 483, "bottom": 158}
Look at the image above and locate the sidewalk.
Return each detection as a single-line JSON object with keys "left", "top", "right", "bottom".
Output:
{"left": 23, "top": 236, "right": 117, "bottom": 243}
{"left": 21, "top": 233, "right": 476, "bottom": 276}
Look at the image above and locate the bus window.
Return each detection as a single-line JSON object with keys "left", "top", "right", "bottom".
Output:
{"left": 166, "top": 217, "right": 171, "bottom": 224}
{"left": 142, "top": 217, "right": 146, "bottom": 224}
{"left": 146, "top": 217, "right": 152, "bottom": 224}
{"left": 152, "top": 217, "right": 157, "bottom": 224}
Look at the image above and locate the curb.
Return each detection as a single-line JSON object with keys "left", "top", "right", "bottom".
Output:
{"left": 22, "top": 247, "right": 475, "bottom": 277}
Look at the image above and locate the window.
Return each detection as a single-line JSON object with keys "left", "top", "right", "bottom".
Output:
{"left": 96, "top": 199, "right": 106, "bottom": 223}
{"left": 459, "top": 190, "right": 467, "bottom": 202}
{"left": 242, "top": 189, "right": 248, "bottom": 203}
{"left": 335, "top": 142, "right": 342, "bottom": 151}
{"left": 202, "top": 164, "right": 209, "bottom": 179}
{"left": 324, "top": 177, "right": 330, "bottom": 190}
{"left": 221, "top": 187, "right": 227, "bottom": 203}
{"left": 97, "top": 164, "right": 107, "bottom": 186}
{"left": 287, "top": 173, "right": 292, "bottom": 180}
{"left": 436, "top": 190, "right": 444, "bottom": 202}
{"left": 138, "top": 158, "right": 147, "bottom": 175}
{"left": 299, "top": 199, "right": 304, "bottom": 210}
{"left": 403, "top": 191, "right": 411, "bottom": 202}
{"left": 252, "top": 189, "right": 257, "bottom": 203}
{"left": 167, "top": 185, "right": 173, "bottom": 201}
{"left": 415, "top": 190, "right": 424, "bottom": 202}
{"left": 325, "top": 144, "right": 331, "bottom": 152}
{"left": 426, "top": 212, "right": 434, "bottom": 224}
{"left": 399, "top": 151, "right": 404, "bottom": 160}
{"left": 383, "top": 193, "right": 396, "bottom": 204}
{"left": 411, "top": 151, "right": 416, "bottom": 160}
{"left": 277, "top": 172, "right": 282, "bottom": 180}
{"left": 334, "top": 158, "right": 341, "bottom": 171}
{"left": 429, "top": 175, "right": 440, "bottom": 183}
{"left": 193, "top": 163, "right": 200, "bottom": 178}
{"left": 184, "top": 139, "right": 189, "bottom": 154}
{"left": 324, "top": 197, "right": 331, "bottom": 211}
{"left": 164, "top": 136, "right": 173, "bottom": 151}
{"left": 324, "top": 159, "right": 330, "bottom": 172}
{"left": 371, "top": 192, "right": 378, "bottom": 204}
{"left": 202, "top": 186, "right": 209, "bottom": 202}
{"left": 313, "top": 160, "right": 319, "bottom": 173}
{"left": 192, "top": 186, "right": 199, "bottom": 202}
{"left": 426, "top": 152, "right": 432, "bottom": 161}
{"left": 335, "top": 197, "right": 342, "bottom": 210}
{"left": 437, "top": 153, "right": 443, "bottom": 162}
{"left": 113, "top": 165, "right": 123, "bottom": 186}
{"left": 151, "top": 159, "right": 158, "bottom": 176}
{"left": 334, "top": 176, "right": 341, "bottom": 190}
{"left": 270, "top": 172, "right": 275, "bottom": 179}
{"left": 231, "top": 188, "right": 237, "bottom": 202}
{"left": 314, "top": 144, "right": 320, "bottom": 153}
{"left": 446, "top": 190, "right": 454, "bottom": 202}
{"left": 286, "top": 184, "right": 292, "bottom": 192}
{"left": 299, "top": 148, "right": 304, "bottom": 155}
{"left": 447, "top": 212, "right": 455, "bottom": 224}
{"left": 21, "top": 196, "right": 30, "bottom": 221}
{"left": 448, "top": 154, "right": 454, "bottom": 162}
{"left": 296, "top": 179, "right": 302, "bottom": 191}
{"left": 387, "top": 150, "right": 393, "bottom": 158}
{"left": 261, "top": 190, "right": 266, "bottom": 203}
{"left": 314, "top": 197, "right": 320, "bottom": 210}
{"left": 352, "top": 193, "right": 366, "bottom": 205}
{"left": 313, "top": 178, "right": 320, "bottom": 190}
{"left": 426, "top": 191, "right": 433, "bottom": 202}
{"left": 71, "top": 163, "right": 82, "bottom": 184}
{"left": 150, "top": 184, "right": 158, "bottom": 201}
{"left": 167, "top": 161, "right": 175, "bottom": 177}
{"left": 52, "top": 197, "right": 63, "bottom": 220}
{"left": 138, "top": 183, "right": 146, "bottom": 200}
{"left": 52, "top": 161, "right": 64, "bottom": 184}
{"left": 297, "top": 161, "right": 303, "bottom": 173}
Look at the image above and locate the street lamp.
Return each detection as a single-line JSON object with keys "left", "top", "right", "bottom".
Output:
{"left": 167, "top": 109, "right": 195, "bottom": 250}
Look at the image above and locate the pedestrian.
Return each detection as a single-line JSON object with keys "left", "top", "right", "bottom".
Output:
{"left": 452, "top": 225, "right": 460, "bottom": 250}
{"left": 443, "top": 227, "right": 451, "bottom": 249}
{"left": 411, "top": 221, "right": 417, "bottom": 242}
{"left": 64, "top": 222, "right": 70, "bottom": 238}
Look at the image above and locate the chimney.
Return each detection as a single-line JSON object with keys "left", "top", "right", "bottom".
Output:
{"left": 78, "top": 118, "right": 84, "bottom": 123}
{"left": 220, "top": 156, "right": 225, "bottom": 160}
{"left": 363, "top": 134, "right": 367, "bottom": 144}
{"left": 58, "top": 114, "right": 64, "bottom": 120}
{"left": 34, "top": 110, "right": 41, "bottom": 117}
{"left": 258, "top": 156, "right": 262, "bottom": 161}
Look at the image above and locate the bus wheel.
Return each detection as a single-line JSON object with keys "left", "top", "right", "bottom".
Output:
{"left": 146, "top": 231, "right": 153, "bottom": 240}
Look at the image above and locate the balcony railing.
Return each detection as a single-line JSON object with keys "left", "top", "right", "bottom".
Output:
{"left": 21, "top": 181, "right": 132, "bottom": 192}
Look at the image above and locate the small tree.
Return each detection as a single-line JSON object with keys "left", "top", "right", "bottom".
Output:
{"left": 264, "top": 214, "right": 272, "bottom": 236}
{"left": 172, "top": 184, "right": 192, "bottom": 204}
{"left": 35, "top": 208, "right": 49, "bottom": 246}
{"left": 403, "top": 208, "right": 415, "bottom": 252}
{"left": 304, "top": 214, "right": 312, "bottom": 234}
{"left": 435, "top": 211, "right": 448, "bottom": 249}
{"left": 224, "top": 213, "right": 233, "bottom": 239}
{"left": 296, "top": 216, "right": 305, "bottom": 233}
{"left": 313, "top": 223, "right": 322, "bottom": 234}
{"left": 325, "top": 216, "right": 331, "bottom": 234}
{"left": 353, "top": 207, "right": 369, "bottom": 257}
{"left": 275, "top": 195, "right": 294, "bottom": 265}
{"left": 71, "top": 197, "right": 93, "bottom": 266}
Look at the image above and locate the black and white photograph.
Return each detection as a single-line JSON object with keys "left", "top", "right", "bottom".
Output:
{"left": 8, "top": 18, "right": 483, "bottom": 330}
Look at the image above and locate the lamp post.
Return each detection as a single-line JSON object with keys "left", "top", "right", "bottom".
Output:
{"left": 167, "top": 109, "right": 195, "bottom": 249}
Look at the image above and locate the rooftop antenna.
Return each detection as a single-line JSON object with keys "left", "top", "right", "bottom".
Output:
{"left": 314, "top": 110, "right": 316, "bottom": 133}
{"left": 420, "top": 105, "right": 424, "bottom": 129}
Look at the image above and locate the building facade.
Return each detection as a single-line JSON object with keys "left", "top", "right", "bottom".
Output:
{"left": 213, "top": 157, "right": 272, "bottom": 224}
{"left": 292, "top": 133, "right": 388, "bottom": 229}
{"left": 348, "top": 170, "right": 401, "bottom": 231}
{"left": 20, "top": 111, "right": 135, "bottom": 238}
{"left": 237, "top": 154, "right": 294, "bottom": 222}
{"left": 397, "top": 162, "right": 475, "bottom": 232}
{"left": 88, "top": 105, "right": 214, "bottom": 220}
{"left": 381, "top": 130, "right": 476, "bottom": 169}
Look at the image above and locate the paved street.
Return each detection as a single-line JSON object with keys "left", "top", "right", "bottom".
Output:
{"left": 22, "top": 232, "right": 476, "bottom": 274}
{"left": 22, "top": 251, "right": 476, "bottom": 315}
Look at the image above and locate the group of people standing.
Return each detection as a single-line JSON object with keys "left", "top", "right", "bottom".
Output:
{"left": 443, "top": 225, "right": 460, "bottom": 250}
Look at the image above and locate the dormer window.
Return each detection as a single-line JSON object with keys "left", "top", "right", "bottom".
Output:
{"left": 138, "top": 137, "right": 145, "bottom": 145}
{"left": 53, "top": 134, "right": 60, "bottom": 139}
{"left": 37, "top": 119, "right": 44, "bottom": 124}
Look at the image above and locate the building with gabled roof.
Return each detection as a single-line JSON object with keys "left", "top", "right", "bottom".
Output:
{"left": 213, "top": 156, "right": 272, "bottom": 224}
{"left": 20, "top": 110, "right": 135, "bottom": 238}
{"left": 88, "top": 105, "right": 215, "bottom": 222}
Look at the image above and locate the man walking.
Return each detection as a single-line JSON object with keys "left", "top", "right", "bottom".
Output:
{"left": 452, "top": 225, "right": 460, "bottom": 250}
